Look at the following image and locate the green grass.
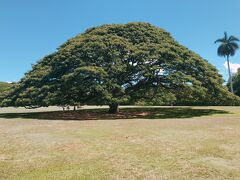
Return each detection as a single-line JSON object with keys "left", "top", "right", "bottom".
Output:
{"left": 0, "top": 106, "right": 240, "bottom": 179}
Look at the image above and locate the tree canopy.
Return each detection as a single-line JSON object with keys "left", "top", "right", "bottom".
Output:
{"left": 1, "top": 22, "right": 239, "bottom": 112}
{"left": 215, "top": 32, "right": 239, "bottom": 57}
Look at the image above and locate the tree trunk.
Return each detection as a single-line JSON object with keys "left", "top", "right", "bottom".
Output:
{"left": 73, "top": 106, "right": 76, "bottom": 111}
{"left": 108, "top": 103, "right": 119, "bottom": 114}
{"left": 227, "top": 56, "right": 234, "bottom": 93}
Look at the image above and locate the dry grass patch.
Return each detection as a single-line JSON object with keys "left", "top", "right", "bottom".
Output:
{"left": 0, "top": 106, "right": 240, "bottom": 179}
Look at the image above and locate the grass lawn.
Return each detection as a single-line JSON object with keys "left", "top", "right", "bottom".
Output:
{"left": 0, "top": 106, "right": 240, "bottom": 179}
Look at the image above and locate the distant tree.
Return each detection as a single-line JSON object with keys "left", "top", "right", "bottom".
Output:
{"left": 1, "top": 23, "right": 240, "bottom": 112}
{"left": 0, "top": 82, "right": 13, "bottom": 92}
{"left": 0, "top": 82, "right": 14, "bottom": 104}
{"left": 228, "top": 68, "right": 240, "bottom": 96}
{"left": 215, "top": 32, "right": 239, "bottom": 93}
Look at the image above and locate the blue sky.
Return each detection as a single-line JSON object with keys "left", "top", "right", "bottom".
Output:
{"left": 1, "top": 0, "right": 240, "bottom": 82}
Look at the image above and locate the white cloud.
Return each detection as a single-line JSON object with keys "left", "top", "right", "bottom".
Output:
{"left": 223, "top": 61, "right": 240, "bottom": 73}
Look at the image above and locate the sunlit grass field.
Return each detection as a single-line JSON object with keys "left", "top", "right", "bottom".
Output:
{"left": 0, "top": 106, "right": 240, "bottom": 179}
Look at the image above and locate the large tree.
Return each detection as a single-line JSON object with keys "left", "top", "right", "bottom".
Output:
{"left": 215, "top": 32, "right": 239, "bottom": 93}
{"left": 1, "top": 23, "right": 240, "bottom": 113}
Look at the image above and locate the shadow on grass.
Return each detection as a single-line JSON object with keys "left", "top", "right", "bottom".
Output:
{"left": 0, "top": 107, "right": 229, "bottom": 121}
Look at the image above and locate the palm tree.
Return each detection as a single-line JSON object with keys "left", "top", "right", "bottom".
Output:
{"left": 215, "top": 32, "right": 239, "bottom": 93}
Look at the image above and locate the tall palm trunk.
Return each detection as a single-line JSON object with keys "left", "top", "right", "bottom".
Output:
{"left": 227, "top": 55, "right": 234, "bottom": 93}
